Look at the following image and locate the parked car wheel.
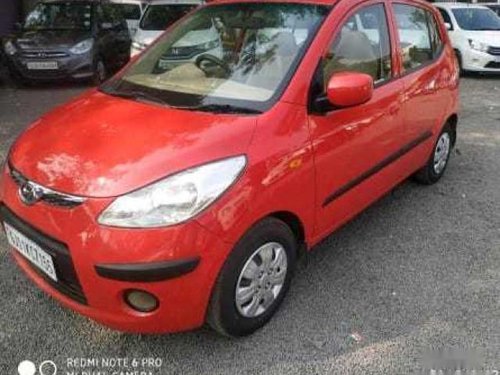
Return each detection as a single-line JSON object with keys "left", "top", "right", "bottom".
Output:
{"left": 93, "top": 58, "right": 107, "bottom": 85}
{"left": 414, "top": 123, "right": 454, "bottom": 185}
{"left": 207, "top": 217, "right": 297, "bottom": 337}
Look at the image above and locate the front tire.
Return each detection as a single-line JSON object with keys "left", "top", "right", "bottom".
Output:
{"left": 207, "top": 217, "right": 297, "bottom": 337}
{"left": 413, "top": 123, "right": 454, "bottom": 185}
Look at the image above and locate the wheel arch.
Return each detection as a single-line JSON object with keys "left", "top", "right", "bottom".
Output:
{"left": 267, "top": 211, "right": 308, "bottom": 255}
{"left": 446, "top": 113, "right": 458, "bottom": 146}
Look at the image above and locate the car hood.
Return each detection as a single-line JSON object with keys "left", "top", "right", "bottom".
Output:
{"left": 173, "top": 29, "right": 218, "bottom": 47}
{"left": 13, "top": 29, "right": 92, "bottom": 50}
{"left": 9, "top": 91, "right": 257, "bottom": 198}
{"left": 134, "top": 29, "right": 162, "bottom": 46}
{"left": 462, "top": 30, "right": 500, "bottom": 46}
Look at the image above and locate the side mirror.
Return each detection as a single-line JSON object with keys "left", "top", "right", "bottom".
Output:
{"left": 444, "top": 22, "right": 452, "bottom": 31}
{"left": 326, "top": 72, "right": 374, "bottom": 108}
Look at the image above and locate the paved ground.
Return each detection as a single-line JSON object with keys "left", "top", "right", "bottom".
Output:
{"left": 0, "top": 68, "right": 499, "bottom": 375}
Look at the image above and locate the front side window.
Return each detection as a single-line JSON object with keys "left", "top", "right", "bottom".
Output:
{"left": 102, "top": 3, "right": 330, "bottom": 113}
{"left": 394, "top": 4, "right": 440, "bottom": 71}
{"left": 24, "top": 2, "right": 93, "bottom": 30}
{"left": 451, "top": 8, "right": 500, "bottom": 31}
{"left": 323, "top": 4, "right": 392, "bottom": 85}
{"left": 140, "top": 4, "right": 198, "bottom": 31}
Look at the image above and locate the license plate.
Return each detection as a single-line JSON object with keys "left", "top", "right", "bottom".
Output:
{"left": 26, "top": 61, "right": 58, "bottom": 70}
{"left": 4, "top": 222, "right": 58, "bottom": 281}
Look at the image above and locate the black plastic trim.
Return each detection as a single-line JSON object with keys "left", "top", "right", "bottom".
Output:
{"left": 322, "top": 130, "right": 433, "bottom": 207}
{"left": 95, "top": 257, "right": 200, "bottom": 282}
{"left": 0, "top": 205, "right": 87, "bottom": 304}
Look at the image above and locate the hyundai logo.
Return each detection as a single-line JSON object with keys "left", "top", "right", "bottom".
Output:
{"left": 19, "top": 182, "right": 43, "bottom": 206}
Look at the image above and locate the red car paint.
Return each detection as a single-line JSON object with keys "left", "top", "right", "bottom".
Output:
{"left": 0, "top": 0, "right": 459, "bottom": 333}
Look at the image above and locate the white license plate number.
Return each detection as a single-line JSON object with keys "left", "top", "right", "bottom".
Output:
{"left": 4, "top": 222, "right": 58, "bottom": 281}
{"left": 27, "top": 61, "right": 58, "bottom": 70}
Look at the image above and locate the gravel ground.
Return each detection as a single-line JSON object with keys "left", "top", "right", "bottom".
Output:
{"left": 0, "top": 69, "right": 499, "bottom": 375}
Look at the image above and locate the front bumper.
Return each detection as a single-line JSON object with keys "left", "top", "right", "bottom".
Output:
{"left": 5, "top": 50, "right": 94, "bottom": 81}
{"left": 461, "top": 48, "right": 500, "bottom": 72}
{"left": 0, "top": 165, "right": 230, "bottom": 333}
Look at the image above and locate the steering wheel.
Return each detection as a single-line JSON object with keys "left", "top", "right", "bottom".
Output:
{"left": 195, "top": 54, "right": 231, "bottom": 77}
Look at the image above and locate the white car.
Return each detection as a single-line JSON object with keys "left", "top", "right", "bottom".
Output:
{"left": 130, "top": 0, "right": 204, "bottom": 57}
{"left": 434, "top": 3, "right": 500, "bottom": 73}
{"left": 109, "top": 0, "right": 148, "bottom": 36}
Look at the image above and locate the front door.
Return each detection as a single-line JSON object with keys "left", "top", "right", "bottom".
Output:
{"left": 309, "top": 2, "right": 406, "bottom": 238}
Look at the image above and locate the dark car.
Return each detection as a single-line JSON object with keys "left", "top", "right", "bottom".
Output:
{"left": 2, "top": 0, "right": 131, "bottom": 84}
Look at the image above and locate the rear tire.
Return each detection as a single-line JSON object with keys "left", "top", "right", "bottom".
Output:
{"left": 207, "top": 217, "right": 297, "bottom": 337}
{"left": 92, "top": 58, "right": 107, "bottom": 85}
{"left": 413, "top": 123, "right": 454, "bottom": 185}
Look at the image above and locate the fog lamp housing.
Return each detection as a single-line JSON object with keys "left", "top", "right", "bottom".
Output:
{"left": 124, "top": 290, "right": 159, "bottom": 313}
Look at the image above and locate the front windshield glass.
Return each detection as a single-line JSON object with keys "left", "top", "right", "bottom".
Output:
{"left": 114, "top": 4, "right": 142, "bottom": 20}
{"left": 103, "top": 3, "right": 330, "bottom": 113}
{"left": 140, "top": 4, "right": 198, "bottom": 31}
{"left": 452, "top": 8, "right": 500, "bottom": 31}
{"left": 24, "top": 2, "right": 93, "bottom": 31}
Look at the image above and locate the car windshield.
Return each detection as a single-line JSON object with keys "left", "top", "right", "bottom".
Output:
{"left": 24, "top": 2, "right": 93, "bottom": 31}
{"left": 102, "top": 3, "right": 329, "bottom": 113}
{"left": 140, "top": 4, "right": 198, "bottom": 30}
{"left": 452, "top": 8, "right": 500, "bottom": 31}
{"left": 113, "top": 4, "right": 142, "bottom": 20}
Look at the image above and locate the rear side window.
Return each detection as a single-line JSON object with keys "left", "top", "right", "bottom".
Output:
{"left": 393, "top": 4, "right": 443, "bottom": 72}
{"left": 323, "top": 4, "right": 392, "bottom": 85}
{"left": 427, "top": 11, "right": 444, "bottom": 57}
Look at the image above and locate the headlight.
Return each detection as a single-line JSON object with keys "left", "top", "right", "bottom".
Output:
{"left": 98, "top": 156, "right": 247, "bottom": 228}
{"left": 4, "top": 41, "right": 16, "bottom": 56}
{"left": 70, "top": 38, "right": 94, "bottom": 55}
{"left": 468, "top": 39, "right": 489, "bottom": 53}
{"left": 132, "top": 41, "right": 147, "bottom": 50}
{"left": 196, "top": 39, "right": 220, "bottom": 51}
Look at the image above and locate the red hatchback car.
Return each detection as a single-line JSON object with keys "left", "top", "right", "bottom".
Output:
{"left": 0, "top": 0, "right": 459, "bottom": 336}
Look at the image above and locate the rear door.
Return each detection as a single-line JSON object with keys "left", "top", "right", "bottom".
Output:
{"left": 391, "top": 2, "right": 450, "bottom": 155}
{"left": 309, "top": 1, "right": 406, "bottom": 238}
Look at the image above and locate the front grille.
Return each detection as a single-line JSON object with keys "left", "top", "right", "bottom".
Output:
{"left": 0, "top": 205, "right": 87, "bottom": 305}
{"left": 8, "top": 162, "right": 85, "bottom": 209}
{"left": 488, "top": 46, "right": 500, "bottom": 56}
{"left": 21, "top": 51, "right": 69, "bottom": 59}
{"left": 485, "top": 62, "right": 500, "bottom": 69}
{"left": 161, "top": 46, "right": 204, "bottom": 61}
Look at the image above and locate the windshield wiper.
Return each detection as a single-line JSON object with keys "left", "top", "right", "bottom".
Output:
{"left": 100, "top": 87, "right": 168, "bottom": 106}
{"left": 187, "top": 104, "right": 262, "bottom": 114}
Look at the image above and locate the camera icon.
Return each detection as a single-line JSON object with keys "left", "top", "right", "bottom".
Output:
{"left": 18, "top": 360, "right": 57, "bottom": 375}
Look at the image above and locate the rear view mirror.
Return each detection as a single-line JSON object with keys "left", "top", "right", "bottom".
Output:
{"left": 326, "top": 72, "right": 374, "bottom": 108}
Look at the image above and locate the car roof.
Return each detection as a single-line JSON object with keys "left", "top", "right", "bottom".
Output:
{"left": 433, "top": 2, "right": 490, "bottom": 10}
